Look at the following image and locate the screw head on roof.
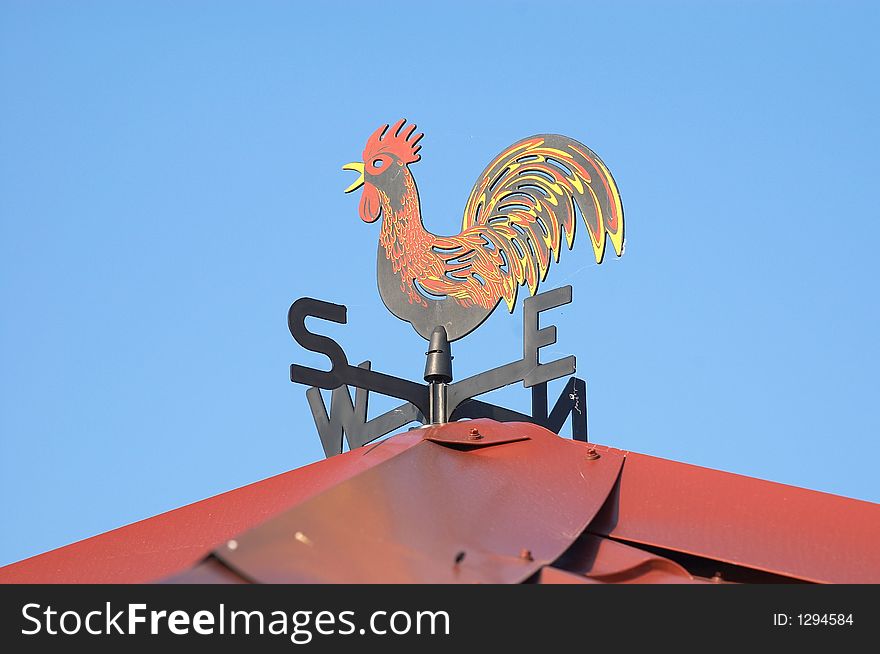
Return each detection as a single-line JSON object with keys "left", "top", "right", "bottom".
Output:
{"left": 468, "top": 427, "right": 483, "bottom": 441}
{"left": 585, "top": 448, "right": 600, "bottom": 460}
{"left": 519, "top": 548, "right": 534, "bottom": 561}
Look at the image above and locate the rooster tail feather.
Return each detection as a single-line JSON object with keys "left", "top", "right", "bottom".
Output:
{"left": 567, "top": 142, "right": 625, "bottom": 262}
{"left": 461, "top": 135, "right": 625, "bottom": 305}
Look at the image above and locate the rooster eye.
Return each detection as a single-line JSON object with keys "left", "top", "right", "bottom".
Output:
{"left": 372, "top": 158, "right": 385, "bottom": 169}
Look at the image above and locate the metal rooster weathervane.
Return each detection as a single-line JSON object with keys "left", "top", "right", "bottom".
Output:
{"left": 288, "top": 119, "right": 625, "bottom": 457}
{"left": 343, "top": 119, "right": 624, "bottom": 341}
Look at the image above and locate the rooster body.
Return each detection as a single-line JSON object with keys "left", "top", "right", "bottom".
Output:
{"left": 344, "top": 120, "right": 624, "bottom": 341}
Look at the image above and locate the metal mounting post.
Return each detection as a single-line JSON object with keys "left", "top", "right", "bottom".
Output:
{"left": 424, "top": 326, "right": 453, "bottom": 424}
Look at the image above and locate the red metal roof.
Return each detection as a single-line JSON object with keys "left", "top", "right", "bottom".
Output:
{"left": 1, "top": 420, "right": 877, "bottom": 584}
{"left": 0, "top": 430, "right": 420, "bottom": 584}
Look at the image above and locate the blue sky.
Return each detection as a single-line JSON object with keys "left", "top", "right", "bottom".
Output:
{"left": 1, "top": 1, "right": 878, "bottom": 567}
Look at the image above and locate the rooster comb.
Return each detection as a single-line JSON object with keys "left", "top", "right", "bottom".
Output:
{"left": 364, "top": 118, "right": 424, "bottom": 165}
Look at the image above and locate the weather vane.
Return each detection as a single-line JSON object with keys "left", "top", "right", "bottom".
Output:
{"left": 288, "top": 120, "right": 625, "bottom": 456}
{"left": 342, "top": 119, "right": 624, "bottom": 341}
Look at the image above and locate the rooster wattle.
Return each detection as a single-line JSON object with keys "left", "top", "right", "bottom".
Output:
{"left": 343, "top": 119, "right": 625, "bottom": 341}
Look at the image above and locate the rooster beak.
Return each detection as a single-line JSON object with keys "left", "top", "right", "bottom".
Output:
{"left": 342, "top": 162, "right": 365, "bottom": 193}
